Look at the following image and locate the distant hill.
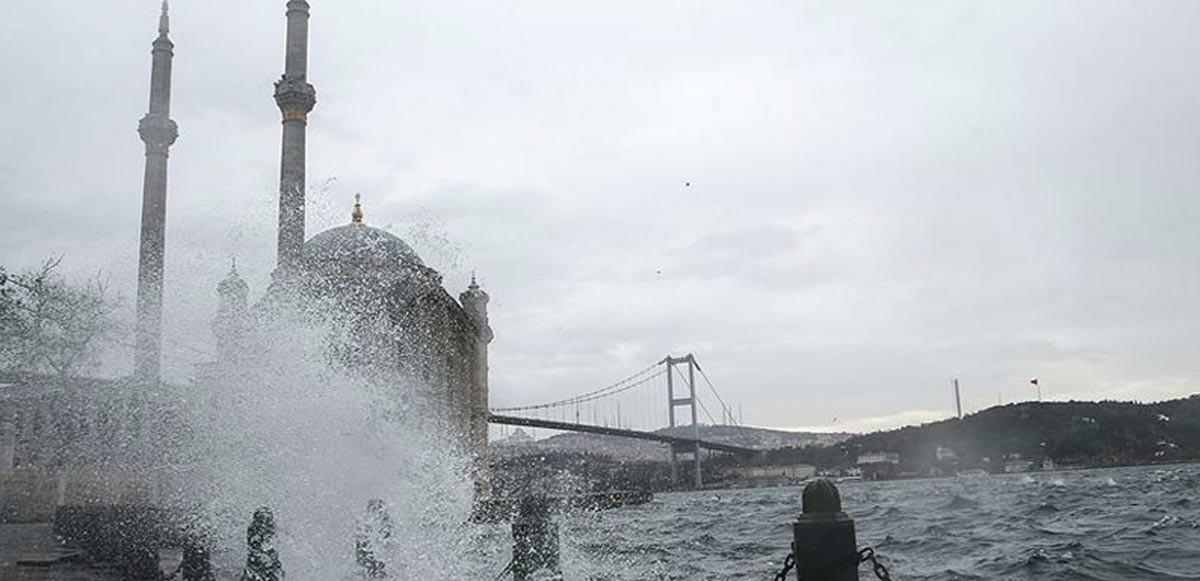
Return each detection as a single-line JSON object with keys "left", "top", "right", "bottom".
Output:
{"left": 741, "top": 395, "right": 1200, "bottom": 472}
{"left": 492, "top": 424, "right": 851, "bottom": 461}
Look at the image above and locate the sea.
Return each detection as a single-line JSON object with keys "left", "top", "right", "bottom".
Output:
{"left": 553, "top": 463, "right": 1200, "bottom": 580}
{"left": 9, "top": 464, "right": 1199, "bottom": 580}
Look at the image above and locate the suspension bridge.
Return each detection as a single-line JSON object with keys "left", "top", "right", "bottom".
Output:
{"left": 488, "top": 354, "right": 756, "bottom": 487}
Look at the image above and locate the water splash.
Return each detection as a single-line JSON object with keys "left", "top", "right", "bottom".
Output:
{"left": 166, "top": 307, "right": 486, "bottom": 580}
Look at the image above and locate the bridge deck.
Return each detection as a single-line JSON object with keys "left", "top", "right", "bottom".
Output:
{"left": 488, "top": 413, "right": 756, "bottom": 455}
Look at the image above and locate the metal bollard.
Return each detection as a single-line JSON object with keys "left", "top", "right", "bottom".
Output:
{"left": 793, "top": 479, "right": 859, "bottom": 581}
{"left": 511, "top": 496, "right": 563, "bottom": 581}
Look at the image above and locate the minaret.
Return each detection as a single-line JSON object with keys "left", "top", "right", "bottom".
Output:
{"left": 460, "top": 274, "right": 493, "bottom": 345}
{"left": 460, "top": 273, "right": 494, "bottom": 494}
{"left": 134, "top": 0, "right": 179, "bottom": 381}
{"left": 274, "top": 0, "right": 317, "bottom": 271}
{"left": 213, "top": 259, "right": 251, "bottom": 363}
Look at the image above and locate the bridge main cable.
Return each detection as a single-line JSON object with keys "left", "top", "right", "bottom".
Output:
{"left": 490, "top": 361, "right": 664, "bottom": 413}
{"left": 693, "top": 358, "right": 740, "bottom": 426}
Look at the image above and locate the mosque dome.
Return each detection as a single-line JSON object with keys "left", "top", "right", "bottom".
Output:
{"left": 217, "top": 260, "right": 249, "bottom": 298}
{"left": 303, "top": 224, "right": 424, "bottom": 267}
{"left": 301, "top": 195, "right": 424, "bottom": 269}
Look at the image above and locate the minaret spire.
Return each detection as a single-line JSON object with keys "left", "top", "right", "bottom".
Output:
{"left": 274, "top": 0, "right": 317, "bottom": 272}
{"left": 158, "top": 1, "right": 169, "bottom": 36}
{"left": 351, "top": 194, "right": 364, "bottom": 225}
{"left": 134, "top": 0, "right": 180, "bottom": 382}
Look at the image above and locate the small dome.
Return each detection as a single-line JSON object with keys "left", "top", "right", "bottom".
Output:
{"left": 217, "top": 260, "right": 249, "bottom": 297}
{"left": 302, "top": 224, "right": 424, "bottom": 268}
{"left": 460, "top": 273, "right": 489, "bottom": 302}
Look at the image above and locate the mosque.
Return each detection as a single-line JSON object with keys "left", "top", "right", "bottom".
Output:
{"left": 0, "top": 0, "right": 494, "bottom": 517}
{"left": 196, "top": 0, "right": 492, "bottom": 484}
{"left": 176, "top": 0, "right": 495, "bottom": 482}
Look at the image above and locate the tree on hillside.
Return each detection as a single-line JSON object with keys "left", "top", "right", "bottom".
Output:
{"left": 0, "top": 257, "right": 119, "bottom": 377}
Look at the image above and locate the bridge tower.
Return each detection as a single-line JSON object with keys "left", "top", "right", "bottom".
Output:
{"left": 665, "top": 354, "right": 702, "bottom": 488}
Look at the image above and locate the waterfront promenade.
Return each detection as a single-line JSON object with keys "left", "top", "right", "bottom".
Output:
{"left": 0, "top": 524, "right": 116, "bottom": 581}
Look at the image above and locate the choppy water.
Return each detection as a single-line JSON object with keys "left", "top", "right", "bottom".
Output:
{"left": 553, "top": 464, "right": 1200, "bottom": 580}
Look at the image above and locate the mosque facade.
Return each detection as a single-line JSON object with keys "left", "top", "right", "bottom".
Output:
{"left": 210, "top": 194, "right": 494, "bottom": 488}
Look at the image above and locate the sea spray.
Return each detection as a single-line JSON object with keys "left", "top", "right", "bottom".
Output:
{"left": 168, "top": 303, "right": 485, "bottom": 580}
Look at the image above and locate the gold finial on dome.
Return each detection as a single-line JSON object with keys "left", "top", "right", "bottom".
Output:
{"left": 351, "top": 193, "right": 364, "bottom": 225}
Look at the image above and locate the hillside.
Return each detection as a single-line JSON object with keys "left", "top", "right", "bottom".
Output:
{"left": 491, "top": 424, "right": 850, "bottom": 461}
{"left": 736, "top": 395, "right": 1200, "bottom": 473}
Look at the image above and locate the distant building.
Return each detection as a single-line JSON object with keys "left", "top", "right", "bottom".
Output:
{"left": 1004, "top": 459, "right": 1033, "bottom": 473}
{"left": 856, "top": 452, "right": 900, "bottom": 465}
{"left": 935, "top": 446, "right": 958, "bottom": 462}
{"left": 819, "top": 466, "right": 864, "bottom": 479}
{"left": 729, "top": 464, "right": 816, "bottom": 487}
{"left": 856, "top": 452, "right": 900, "bottom": 480}
{"left": 496, "top": 428, "right": 534, "bottom": 446}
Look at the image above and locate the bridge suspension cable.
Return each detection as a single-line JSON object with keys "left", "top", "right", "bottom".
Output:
{"left": 488, "top": 353, "right": 754, "bottom": 489}
{"left": 694, "top": 361, "right": 740, "bottom": 427}
{"left": 670, "top": 365, "right": 718, "bottom": 425}
{"left": 491, "top": 361, "right": 664, "bottom": 413}
{"left": 490, "top": 354, "right": 743, "bottom": 434}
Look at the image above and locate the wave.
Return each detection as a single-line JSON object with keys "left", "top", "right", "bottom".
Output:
{"left": 942, "top": 494, "right": 981, "bottom": 510}
{"left": 558, "top": 464, "right": 1200, "bottom": 580}
{"left": 1032, "top": 502, "right": 1060, "bottom": 514}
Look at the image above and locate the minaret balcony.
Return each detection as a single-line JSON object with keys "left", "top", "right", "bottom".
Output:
{"left": 274, "top": 75, "right": 317, "bottom": 121}
{"left": 286, "top": 0, "right": 311, "bottom": 16}
{"left": 138, "top": 114, "right": 179, "bottom": 153}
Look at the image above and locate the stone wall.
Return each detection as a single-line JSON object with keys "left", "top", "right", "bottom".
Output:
{"left": 0, "top": 469, "right": 160, "bottom": 523}
{"left": 0, "top": 376, "right": 185, "bottom": 523}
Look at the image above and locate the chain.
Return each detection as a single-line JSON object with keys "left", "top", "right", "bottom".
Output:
{"left": 771, "top": 552, "right": 796, "bottom": 581}
{"left": 858, "top": 547, "right": 893, "bottom": 581}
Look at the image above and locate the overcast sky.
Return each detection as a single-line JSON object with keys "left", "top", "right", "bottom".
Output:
{"left": 2, "top": 1, "right": 1198, "bottom": 433}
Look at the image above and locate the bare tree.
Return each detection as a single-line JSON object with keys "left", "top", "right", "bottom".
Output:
{"left": 0, "top": 257, "right": 119, "bottom": 377}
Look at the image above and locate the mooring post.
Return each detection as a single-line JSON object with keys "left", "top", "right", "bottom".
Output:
{"left": 354, "top": 499, "right": 393, "bottom": 578}
{"left": 115, "top": 506, "right": 162, "bottom": 580}
{"left": 793, "top": 479, "right": 859, "bottom": 581}
{"left": 511, "top": 495, "right": 563, "bottom": 581}
{"left": 122, "top": 544, "right": 162, "bottom": 580}
{"left": 239, "top": 507, "right": 284, "bottom": 581}
{"left": 180, "top": 541, "right": 215, "bottom": 581}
